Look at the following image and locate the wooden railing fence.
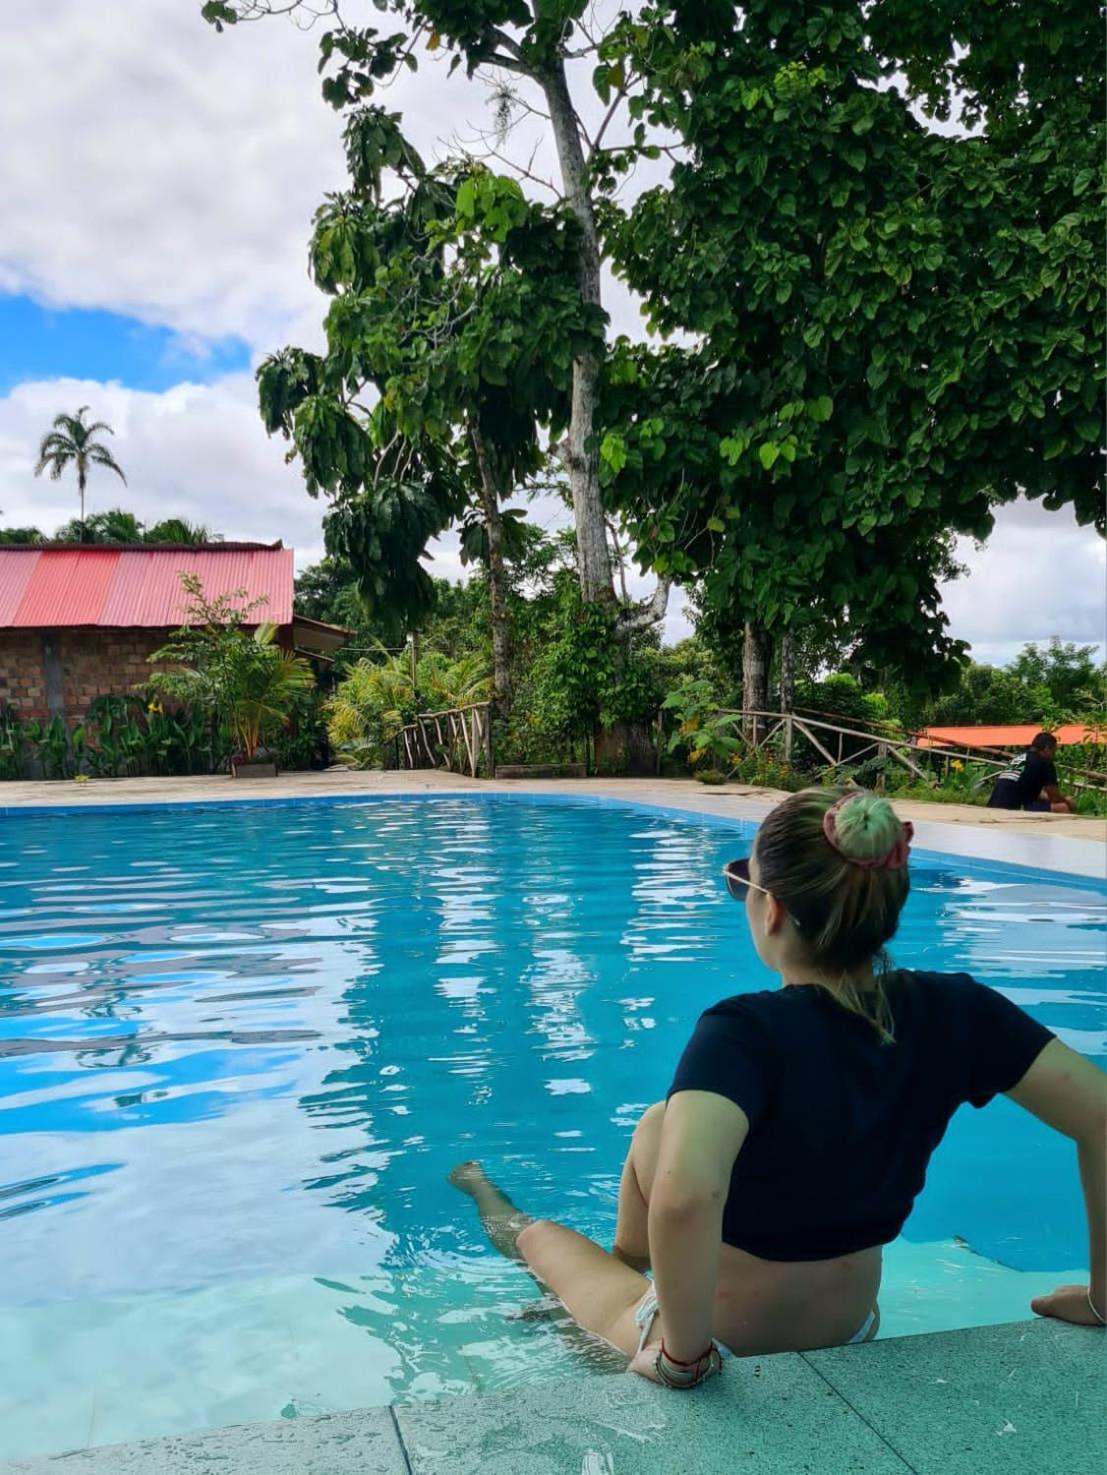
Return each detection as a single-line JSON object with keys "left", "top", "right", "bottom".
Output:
{"left": 397, "top": 702, "right": 493, "bottom": 779}
{"left": 723, "top": 709, "right": 1105, "bottom": 798}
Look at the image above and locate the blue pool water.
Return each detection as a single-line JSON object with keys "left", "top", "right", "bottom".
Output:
{"left": 0, "top": 797, "right": 1104, "bottom": 1457}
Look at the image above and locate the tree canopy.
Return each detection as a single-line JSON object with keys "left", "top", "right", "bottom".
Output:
{"left": 595, "top": 0, "right": 1103, "bottom": 698}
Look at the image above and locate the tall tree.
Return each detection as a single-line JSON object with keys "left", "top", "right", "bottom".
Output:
{"left": 34, "top": 406, "right": 127, "bottom": 523}
{"left": 597, "top": 0, "right": 1103, "bottom": 710}
{"left": 199, "top": 0, "right": 671, "bottom": 630}
{"left": 256, "top": 110, "right": 602, "bottom": 706}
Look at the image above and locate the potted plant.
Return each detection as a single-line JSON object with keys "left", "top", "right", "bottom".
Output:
{"left": 149, "top": 576, "right": 315, "bottom": 780}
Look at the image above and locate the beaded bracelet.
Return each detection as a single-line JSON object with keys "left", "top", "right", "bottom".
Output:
{"left": 654, "top": 1343, "right": 722, "bottom": 1390}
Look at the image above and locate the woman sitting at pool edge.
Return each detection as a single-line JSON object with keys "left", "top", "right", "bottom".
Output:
{"left": 450, "top": 788, "right": 1105, "bottom": 1388}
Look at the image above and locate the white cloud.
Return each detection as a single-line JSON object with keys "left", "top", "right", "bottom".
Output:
{"left": 1, "top": 4, "right": 349, "bottom": 351}
{"left": 0, "top": 375, "right": 326, "bottom": 562}
{"left": 940, "top": 500, "right": 1106, "bottom": 665}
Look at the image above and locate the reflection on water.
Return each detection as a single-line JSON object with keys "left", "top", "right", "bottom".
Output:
{"left": 0, "top": 800, "right": 1103, "bottom": 1457}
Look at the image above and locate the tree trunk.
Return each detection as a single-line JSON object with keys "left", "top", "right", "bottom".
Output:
{"left": 470, "top": 422, "right": 512, "bottom": 708}
{"left": 778, "top": 633, "right": 795, "bottom": 713}
{"left": 540, "top": 58, "right": 613, "bottom": 608}
{"left": 742, "top": 623, "right": 773, "bottom": 742}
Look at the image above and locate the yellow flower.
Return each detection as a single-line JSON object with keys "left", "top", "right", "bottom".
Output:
{"left": 951, "top": 759, "right": 964, "bottom": 772}
{"left": 148, "top": 700, "right": 163, "bottom": 714}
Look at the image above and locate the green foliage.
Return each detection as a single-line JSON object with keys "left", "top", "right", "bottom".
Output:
{"left": 327, "top": 649, "right": 417, "bottom": 768}
{"left": 147, "top": 575, "right": 314, "bottom": 761}
{"left": 598, "top": 0, "right": 1103, "bottom": 688}
{"left": 22, "top": 715, "right": 79, "bottom": 780}
{"left": 325, "top": 642, "right": 489, "bottom": 767}
{"left": 662, "top": 678, "right": 742, "bottom": 771}
{"left": 1008, "top": 639, "right": 1107, "bottom": 716}
{"left": 0, "top": 704, "right": 25, "bottom": 779}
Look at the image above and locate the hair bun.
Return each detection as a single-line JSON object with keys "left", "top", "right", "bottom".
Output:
{"left": 831, "top": 793, "right": 904, "bottom": 863}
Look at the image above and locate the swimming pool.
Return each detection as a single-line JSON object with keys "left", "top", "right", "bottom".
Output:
{"left": 1, "top": 796, "right": 1103, "bottom": 1458}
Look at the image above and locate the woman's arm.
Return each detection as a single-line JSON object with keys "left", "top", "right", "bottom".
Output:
{"left": 645, "top": 1090, "right": 749, "bottom": 1362}
{"left": 1007, "top": 1039, "right": 1106, "bottom": 1323}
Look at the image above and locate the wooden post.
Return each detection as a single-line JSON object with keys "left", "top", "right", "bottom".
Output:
{"left": 483, "top": 705, "right": 494, "bottom": 777}
{"left": 877, "top": 741, "right": 888, "bottom": 790}
{"left": 783, "top": 711, "right": 794, "bottom": 764}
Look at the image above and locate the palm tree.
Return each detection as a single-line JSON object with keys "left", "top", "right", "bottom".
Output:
{"left": 54, "top": 507, "right": 144, "bottom": 544}
{"left": 34, "top": 406, "right": 126, "bottom": 522}
{"left": 145, "top": 517, "right": 213, "bottom": 545}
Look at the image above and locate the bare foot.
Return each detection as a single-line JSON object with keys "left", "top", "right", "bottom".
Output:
{"left": 447, "top": 1160, "right": 488, "bottom": 1197}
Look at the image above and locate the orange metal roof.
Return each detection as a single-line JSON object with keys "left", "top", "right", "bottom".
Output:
{"left": 0, "top": 546, "right": 294, "bottom": 628}
{"left": 916, "top": 724, "right": 1102, "bottom": 750}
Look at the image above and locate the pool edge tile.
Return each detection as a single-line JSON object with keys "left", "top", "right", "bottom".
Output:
{"left": 393, "top": 1353, "right": 914, "bottom": 1475}
{"left": 803, "top": 1318, "right": 1107, "bottom": 1475}
{"left": 0, "top": 1406, "right": 408, "bottom": 1475}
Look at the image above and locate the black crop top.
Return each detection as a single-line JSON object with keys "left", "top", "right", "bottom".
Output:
{"left": 668, "top": 971, "right": 1054, "bottom": 1262}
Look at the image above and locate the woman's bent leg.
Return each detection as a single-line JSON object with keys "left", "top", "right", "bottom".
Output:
{"left": 612, "top": 1101, "right": 665, "bottom": 1271}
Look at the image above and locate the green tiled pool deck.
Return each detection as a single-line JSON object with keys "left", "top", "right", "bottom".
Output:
{"left": 3, "top": 1319, "right": 1103, "bottom": 1475}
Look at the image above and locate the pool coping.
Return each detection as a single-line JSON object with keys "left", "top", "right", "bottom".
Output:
{"left": 4, "top": 778, "right": 1104, "bottom": 881}
{"left": 1, "top": 1318, "right": 1102, "bottom": 1474}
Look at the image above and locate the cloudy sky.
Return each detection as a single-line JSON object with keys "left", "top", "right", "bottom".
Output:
{"left": 1, "top": 2, "right": 1102, "bottom": 664}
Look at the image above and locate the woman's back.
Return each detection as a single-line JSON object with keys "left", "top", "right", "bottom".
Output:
{"left": 671, "top": 972, "right": 1053, "bottom": 1261}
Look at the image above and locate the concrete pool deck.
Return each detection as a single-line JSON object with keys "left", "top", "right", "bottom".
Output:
{"left": 3, "top": 772, "right": 1105, "bottom": 1473}
{"left": 2, "top": 767, "right": 1104, "bottom": 878}
{"left": 1, "top": 1318, "right": 1103, "bottom": 1475}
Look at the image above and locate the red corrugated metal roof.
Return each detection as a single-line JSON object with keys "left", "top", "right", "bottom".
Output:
{"left": 0, "top": 546, "right": 294, "bottom": 628}
{"left": 917, "top": 724, "right": 1102, "bottom": 750}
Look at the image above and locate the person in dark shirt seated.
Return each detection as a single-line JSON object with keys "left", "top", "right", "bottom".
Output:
{"left": 988, "top": 731, "right": 1077, "bottom": 813}
{"left": 448, "top": 788, "right": 1103, "bottom": 1389}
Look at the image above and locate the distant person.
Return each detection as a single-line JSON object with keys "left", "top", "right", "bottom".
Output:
{"left": 987, "top": 732, "right": 1076, "bottom": 814}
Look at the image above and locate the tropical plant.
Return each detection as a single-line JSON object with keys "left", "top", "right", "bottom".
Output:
{"left": 0, "top": 704, "right": 25, "bottom": 779}
{"left": 202, "top": 0, "right": 673, "bottom": 712}
{"left": 54, "top": 507, "right": 144, "bottom": 545}
{"left": 34, "top": 407, "right": 127, "bottom": 522}
{"left": 326, "top": 649, "right": 418, "bottom": 769}
{"left": 662, "top": 679, "right": 743, "bottom": 774}
{"left": 23, "top": 715, "right": 80, "bottom": 780}
{"left": 144, "top": 518, "right": 213, "bottom": 545}
{"left": 147, "top": 574, "right": 314, "bottom": 763}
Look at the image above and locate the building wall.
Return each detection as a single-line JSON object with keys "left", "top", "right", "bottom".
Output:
{"left": 0, "top": 632, "right": 48, "bottom": 719}
{"left": 0, "top": 628, "right": 176, "bottom": 722}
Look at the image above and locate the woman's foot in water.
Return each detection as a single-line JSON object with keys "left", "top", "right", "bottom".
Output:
{"left": 447, "top": 1159, "right": 488, "bottom": 1197}
{"left": 448, "top": 1160, "right": 533, "bottom": 1260}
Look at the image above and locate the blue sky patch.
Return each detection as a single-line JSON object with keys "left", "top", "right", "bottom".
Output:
{"left": 0, "top": 295, "right": 251, "bottom": 395}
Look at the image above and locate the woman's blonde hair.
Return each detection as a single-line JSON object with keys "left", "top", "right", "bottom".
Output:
{"left": 754, "top": 787, "right": 912, "bottom": 1041}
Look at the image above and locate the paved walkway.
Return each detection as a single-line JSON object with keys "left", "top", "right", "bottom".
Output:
{"left": 1, "top": 1319, "right": 1102, "bottom": 1475}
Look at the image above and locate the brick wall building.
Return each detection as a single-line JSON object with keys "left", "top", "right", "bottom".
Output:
{"left": 0, "top": 627, "right": 177, "bottom": 723}
{"left": 0, "top": 545, "right": 346, "bottom": 727}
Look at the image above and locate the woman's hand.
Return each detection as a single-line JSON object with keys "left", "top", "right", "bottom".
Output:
{"left": 626, "top": 1340, "right": 723, "bottom": 1388}
{"left": 627, "top": 1342, "right": 665, "bottom": 1384}
{"left": 1031, "top": 1284, "right": 1105, "bottom": 1326}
